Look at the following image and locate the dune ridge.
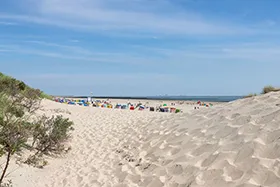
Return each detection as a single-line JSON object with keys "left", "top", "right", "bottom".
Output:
{"left": 9, "top": 91, "right": 280, "bottom": 187}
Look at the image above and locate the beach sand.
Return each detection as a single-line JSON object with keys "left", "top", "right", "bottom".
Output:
{"left": 6, "top": 92, "right": 280, "bottom": 187}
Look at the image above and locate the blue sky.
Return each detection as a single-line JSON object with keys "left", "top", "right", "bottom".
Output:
{"left": 0, "top": 0, "right": 280, "bottom": 96}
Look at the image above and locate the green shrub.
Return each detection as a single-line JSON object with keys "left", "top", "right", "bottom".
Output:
{"left": 32, "top": 115, "right": 74, "bottom": 155}
{"left": 0, "top": 72, "right": 73, "bottom": 185}
{"left": 262, "top": 86, "right": 280, "bottom": 94}
{"left": 40, "top": 92, "right": 53, "bottom": 100}
{"left": 0, "top": 94, "right": 31, "bottom": 185}
{"left": 243, "top": 93, "right": 257, "bottom": 98}
{"left": 0, "top": 72, "right": 52, "bottom": 100}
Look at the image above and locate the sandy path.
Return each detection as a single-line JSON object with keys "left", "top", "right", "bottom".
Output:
{"left": 11, "top": 101, "right": 172, "bottom": 187}
{"left": 45, "top": 109, "right": 170, "bottom": 187}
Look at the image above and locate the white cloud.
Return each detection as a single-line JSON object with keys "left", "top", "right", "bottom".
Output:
{"left": 130, "top": 42, "right": 280, "bottom": 63}
{"left": 0, "top": 43, "right": 164, "bottom": 65}
{"left": 24, "top": 40, "right": 94, "bottom": 55}
{"left": 0, "top": 21, "right": 19, "bottom": 25}
{"left": 17, "top": 72, "right": 181, "bottom": 96}
{"left": 2, "top": 39, "right": 280, "bottom": 66}
{"left": 20, "top": 73, "right": 177, "bottom": 80}
{"left": 0, "top": 49, "right": 13, "bottom": 52}
{"left": 0, "top": 0, "right": 253, "bottom": 35}
{"left": 69, "top": 40, "right": 79, "bottom": 43}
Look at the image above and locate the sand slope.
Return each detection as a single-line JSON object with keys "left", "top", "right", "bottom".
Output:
{"left": 9, "top": 92, "right": 280, "bottom": 187}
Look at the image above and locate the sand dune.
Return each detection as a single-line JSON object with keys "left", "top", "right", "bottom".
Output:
{"left": 8, "top": 92, "right": 280, "bottom": 187}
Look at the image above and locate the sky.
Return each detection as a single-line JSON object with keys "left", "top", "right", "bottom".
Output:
{"left": 0, "top": 0, "right": 280, "bottom": 96}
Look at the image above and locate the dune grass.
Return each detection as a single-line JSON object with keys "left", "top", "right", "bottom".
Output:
{"left": 0, "top": 72, "right": 72, "bottom": 185}
{"left": 0, "top": 72, "right": 52, "bottom": 100}
{"left": 243, "top": 93, "right": 257, "bottom": 98}
{"left": 244, "top": 85, "right": 280, "bottom": 98}
{"left": 262, "top": 85, "right": 280, "bottom": 94}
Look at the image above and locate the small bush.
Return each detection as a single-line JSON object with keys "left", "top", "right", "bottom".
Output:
{"left": 0, "top": 94, "right": 32, "bottom": 185}
{"left": 0, "top": 72, "right": 52, "bottom": 100}
{"left": 243, "top": 93, "right": 257, "bottom": 98}
{"left": 0, "top": 72, "right": 73, "bottom": 184}
{"left": 262, "top": 86, "right": 280, "bottom": 94}
{"left": 32, "top": 115, "right": 74, "bottom": 155}
{"left": 40, "top": 92, "right": 53, "bottom": 100}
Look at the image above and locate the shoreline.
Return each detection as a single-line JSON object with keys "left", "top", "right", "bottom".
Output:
{"left": 54, "top": 95, "right": 242, "bottom": 102}
{"left": 58, "top": 98, "right": 222, "bottom": 112}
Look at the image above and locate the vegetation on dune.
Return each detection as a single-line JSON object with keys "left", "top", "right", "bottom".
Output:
{"left": 244, "top": 85, "right": 280, "bottom": 98}
{"left": 262, "top": 85, "right": 280, "bottom": 94}
{"left": 0, "top": 72, "right": 73, "bottom": 186}
{"left": 0, "top": 72, "right": 52, "bottom": 100}
{"left": 31, "top": 115, "right": 74, "bottom": 155}
{"left": 243, "top": 93, "right": 257, "bottom": 98}
{"left": 40, "top": 92, "right": 53, "bottom": 100}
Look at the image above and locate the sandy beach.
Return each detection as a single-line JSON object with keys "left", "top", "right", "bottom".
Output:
{"left": 2, "top": 0, "right": 279, "bottom": 186}
{"left": 62, "top": 98, "right": 220, "bottom": 112}
{"left": 5, "top": 92, "right": 280, "bottom": 187}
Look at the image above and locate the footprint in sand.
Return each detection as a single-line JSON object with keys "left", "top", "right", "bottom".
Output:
{"left": 167, "top": 164, "right": 183, "bottom": 175}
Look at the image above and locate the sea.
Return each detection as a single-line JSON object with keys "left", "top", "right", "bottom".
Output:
{"left": 148, "top": 96, "right": 242, "bottom": 102}
{"left": 69, "top": 96, "right": 243, "bottom": 102}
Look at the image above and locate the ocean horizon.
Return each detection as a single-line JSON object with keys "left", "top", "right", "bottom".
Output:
{"left": 58, "top": 95, "right": 243, "bottom": 102}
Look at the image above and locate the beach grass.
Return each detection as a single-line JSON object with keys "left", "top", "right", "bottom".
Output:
{"left": 262, "top": 85, "right": 280, "bottom": 94}
{"left": 244, "top": 85, "right": 280, "bottom": 98}
{"left": 0, "top": 72, "right": 52, "bottom": 100}
{"left": 243, "top": 93, "right": 257, "bottom": 98}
